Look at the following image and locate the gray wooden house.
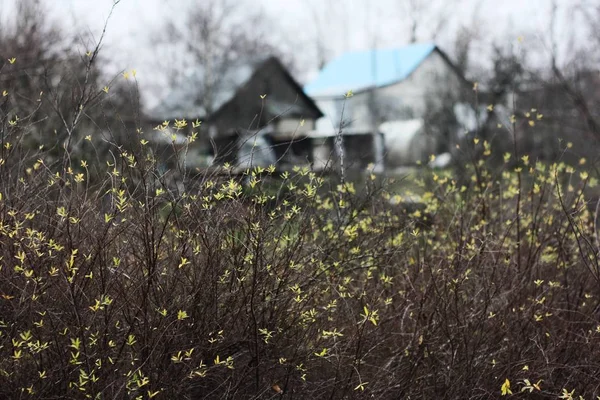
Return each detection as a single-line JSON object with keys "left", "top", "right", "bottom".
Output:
{"left": 147, "top": 56, "right": 323, "bottom": 170}
{"left": 305, "top": 43, "right": 470, "bottom": 170}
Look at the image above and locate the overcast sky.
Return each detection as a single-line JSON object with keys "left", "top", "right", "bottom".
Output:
{"left": 33, "top": 0, "right": 578, "bottom": 60}
{"left": 0, "top": 0, "right": 587, "bottom": 105}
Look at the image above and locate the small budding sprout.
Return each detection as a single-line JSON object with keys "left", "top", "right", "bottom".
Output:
{"left": 314, "top": 348, "right": 328, "bottom": 357}
{"left": 174, "top": 118, "right": 188, "bottom": 130}
{"left": 177, "top": 310, "right": 189, "bottom": 320}
{"left": 178, "top": 257, "right": 190, "bottom": 268}
{"left": 501, "top": 378, "right": 512, "bottom": 395}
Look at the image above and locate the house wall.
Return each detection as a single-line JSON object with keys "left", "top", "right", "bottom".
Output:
{"left": 375, "top": 51, "right": 463, "bottom": 121}
{"left": 314, "top": 50, "right": 464, "bottom": 132}
{"left": 275, "top": 118, "right": 315, "bottom": 136}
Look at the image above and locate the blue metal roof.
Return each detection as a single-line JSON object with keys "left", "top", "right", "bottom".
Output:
{"left": 305, "top": 43, "right": 436, "bottom": 98}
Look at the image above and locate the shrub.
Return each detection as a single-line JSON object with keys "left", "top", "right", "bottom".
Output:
{"left": 2, "top": 56, "right": 600, "bottom": 400}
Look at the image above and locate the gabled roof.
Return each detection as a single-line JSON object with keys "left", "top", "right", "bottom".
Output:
{"left": 149, "top": 56, "right": 322, "bottom": 121}
{"left": 304, "top": 42, "right": 437, "bottom": 98}
{"left": 210, "top": 56, "right": 323, "bottom": 121}
{"left": 150, "top": 62, "right": 256, "bottom": 121}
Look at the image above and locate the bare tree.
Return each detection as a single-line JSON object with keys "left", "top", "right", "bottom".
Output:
{"left": 303, "top": 0, "right": 336, "bottom": 70}
{"left": 397, "top": 0, "right": 455, "bottom": 44}
{"left": 0, "top": 0, "right": 64, "bottom": 122}
{"left": 450, "top": 2, "right": 486, "bottom": 78}
{"left": 151, "top": 0, "right": 286, "bottom": 117}
{"left": 546, "top": 0, "right": 600, "bottom": 142}
{"left": 1, "top": 0, "right": 141, "bottom": 169}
